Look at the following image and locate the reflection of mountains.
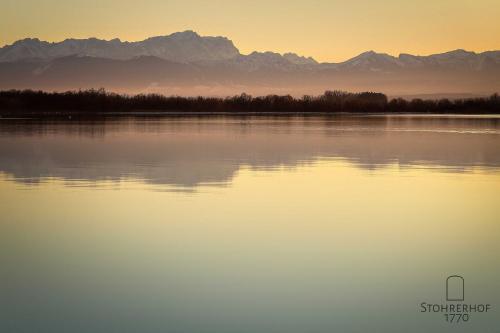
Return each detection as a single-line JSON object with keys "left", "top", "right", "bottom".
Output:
{"left": 0, "top": 116, "right": 499, "bottom": 187}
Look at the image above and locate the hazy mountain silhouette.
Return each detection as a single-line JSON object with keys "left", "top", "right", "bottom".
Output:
{"left": 0, "top": 31, "right": 239, "bottom": 63}
{"left": 1, "top": 31, "right": 499, "bottom": 96}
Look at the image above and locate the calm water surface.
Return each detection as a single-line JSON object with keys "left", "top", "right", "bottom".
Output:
{"left": 1, "top": 115, "right": 499, "bottom": 333}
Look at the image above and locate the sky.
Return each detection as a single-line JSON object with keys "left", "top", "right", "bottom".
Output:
{"left": 1, "top": 0, "right": 500, "bottom": 62}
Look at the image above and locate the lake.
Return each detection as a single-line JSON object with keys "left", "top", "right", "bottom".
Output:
{"left": 1, "top": 115, "right": 499, "bottom": 333}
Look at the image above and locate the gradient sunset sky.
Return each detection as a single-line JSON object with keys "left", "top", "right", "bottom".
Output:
{"left": 2, "top": 0, "right": 500, "bottom": 62}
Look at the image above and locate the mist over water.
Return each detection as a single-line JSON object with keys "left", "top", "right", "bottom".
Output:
{"left": 1, "top": 115, "right": 499, "bottom": 333}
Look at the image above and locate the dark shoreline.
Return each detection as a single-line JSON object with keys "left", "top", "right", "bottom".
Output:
{"left": 1, "top": 89, "right": 499, "bottom": 116}
{"left": 2, "top": 112, "right": 500, "bottom": 121}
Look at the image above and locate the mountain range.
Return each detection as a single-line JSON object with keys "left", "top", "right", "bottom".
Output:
{"left": 1, "top": 30, "right": 499, "bottom": 97}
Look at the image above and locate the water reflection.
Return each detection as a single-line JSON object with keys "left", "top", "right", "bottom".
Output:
{"left": 1, "top": 115, "right": 499, "bottom": 333}
{"left": 0, "top": 115, "right": 499, "bottom": 188}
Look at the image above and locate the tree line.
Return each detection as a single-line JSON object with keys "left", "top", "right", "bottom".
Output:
{"left": 0, "top": 89, "right": 498, "bottom": 114}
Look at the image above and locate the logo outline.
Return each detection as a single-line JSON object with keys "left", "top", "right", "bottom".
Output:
{"left": 446, "top": 275, "right": 464, "bottom": 301}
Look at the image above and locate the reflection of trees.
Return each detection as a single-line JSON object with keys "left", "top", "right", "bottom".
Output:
{"left": 0, "top": 116, "right": 499, "bottom": 187}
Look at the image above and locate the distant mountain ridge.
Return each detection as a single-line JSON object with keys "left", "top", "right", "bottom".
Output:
{"left": 0, "top": 31, "right": 239, "bottom": 63}
{"left": 2, "top": 31, "right": 499, "bottom": 69}
{"left": 0, "top": 31, "right": 499, "bottom": 96}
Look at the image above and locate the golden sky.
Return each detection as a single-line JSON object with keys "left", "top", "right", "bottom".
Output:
{"left": 2, "top": 0, "right": 500, "bottom": 62}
